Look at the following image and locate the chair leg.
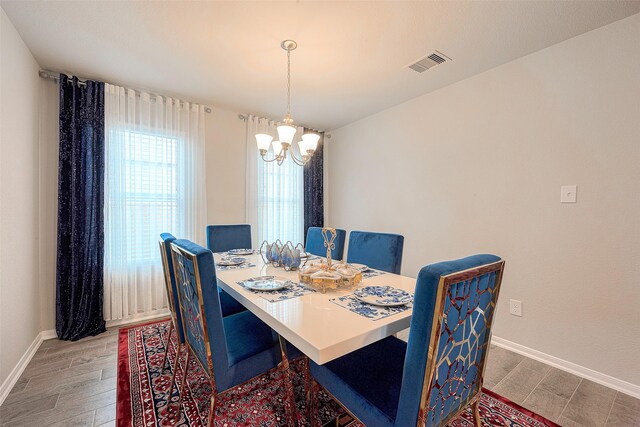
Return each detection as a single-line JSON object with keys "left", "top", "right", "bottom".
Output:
{"left": 308, "top": 371, "right": 319, "bottom": 427}
{"left": 207, "top": 386, "right": 217, "bottom": 427}
{"left": 168, "top": 340, "right": 182, "bottom": 396}
{"left": 277, "top": 335, "right": 298, "bottom": 427}
{"left": 177, "top": 350, "right": 191, "bottom": 410}
{"left": 304, "top": 356, "right": 317, "bottom": 427}
{"left": 472, "top": 399, "right": 482, "bottom": 427}
{"left": 161, "top": 321, "right": 174, "bottom": 371}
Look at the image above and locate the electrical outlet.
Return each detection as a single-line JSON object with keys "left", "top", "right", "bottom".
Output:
{"left": 509, "top": 299, "right": 522, "bottom": 317}
{"left": 560, "top": 185, "right": 577, "bottom": 203}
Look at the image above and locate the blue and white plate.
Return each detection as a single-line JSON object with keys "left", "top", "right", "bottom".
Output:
{"left": 217, "top": 257, "right": 246, "bottom": 266}
{"left": 353, "top": 286, "right": 412, "bottom": 307}
{"left": 243, "top": 276, "right": 291, "bottom": 292}
{"left": 228, "top": 248, "right": 253, "bottom": 256}
{"left": 349, "top": 263, "right": 369, "bottom": 272}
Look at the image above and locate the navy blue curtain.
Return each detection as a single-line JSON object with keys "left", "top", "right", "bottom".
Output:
{"left": 56, "top": 74, "right": 107, "bottom": 341}
{"left": 303, "top": 131, "right": 324, "bottom": 243}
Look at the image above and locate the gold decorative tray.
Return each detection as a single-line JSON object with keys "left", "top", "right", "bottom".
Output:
{"left": 297, "top": 228, "right": 362, "bottom": 293}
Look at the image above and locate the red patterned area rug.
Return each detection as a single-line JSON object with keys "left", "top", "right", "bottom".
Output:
{"left": 116, "top": 320, "right": 559, "bottom": 427}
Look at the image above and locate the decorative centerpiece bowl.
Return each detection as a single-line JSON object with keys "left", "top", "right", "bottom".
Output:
{"left": 298, "top": 227, "right": 362, "bottom": 293}
{"left": 260, "top": 240, "right": 305, "bottom": 271}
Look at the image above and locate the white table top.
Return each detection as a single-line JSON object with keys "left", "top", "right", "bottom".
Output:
{"left": 214, "top": 254, "right": 416, "bottom": 365}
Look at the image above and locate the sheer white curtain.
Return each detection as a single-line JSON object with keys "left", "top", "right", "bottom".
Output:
{"left": 104, "top": 84, "right": 207, "bottom": 321}
{"left": 245, "top": 115, "right": 304, "bottom": 245}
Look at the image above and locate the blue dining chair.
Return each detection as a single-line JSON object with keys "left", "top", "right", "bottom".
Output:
{"left": 205, "top": 224, "right": 252, "bottom": 253}
{"left": 170, "top": 239, "right": 297, "bottom": 427}
{"left": 205, "top": 224, "right": 250, "bottom": 316}
{"left": 309, "top": 254, "right": 505, "bottom": 427}
{"left": 346, "top": 230, "right": 404, "bottom": 274}
{"left": 158, "top": 233, "right": 186, "bottom": 395}
{"left": 305, "top": 227, "right": 346, "bottom": 260}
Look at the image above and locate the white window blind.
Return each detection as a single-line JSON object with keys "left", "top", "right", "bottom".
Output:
{"left": 106, "top": 129, "right": 182, "bottom": 264}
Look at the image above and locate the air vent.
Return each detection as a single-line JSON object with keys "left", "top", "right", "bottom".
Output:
{"left": 407, "top": 50, "right": 451, "bottom": 73}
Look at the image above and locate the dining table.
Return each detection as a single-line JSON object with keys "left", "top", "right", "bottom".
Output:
{"left": 214, "top": 252, "right": 417, "bottom": 365}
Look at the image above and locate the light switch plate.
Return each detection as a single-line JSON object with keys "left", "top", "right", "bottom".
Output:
{"left": 560, "top": 185, "right": 577, "bottom": 203}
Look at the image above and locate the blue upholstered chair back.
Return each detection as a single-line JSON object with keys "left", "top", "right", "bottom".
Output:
{"left": 206, "top": 224, "right": 252, "bottom": 253}
{"left": 159, "top": 233, "right": 184, "bottom": 344}
{"left": 346, "top": 231, "right": 404, "bottom": 274}
{"left": 395, "top": 254, "right": 505, "bottom": 426}
{"left": 305, "top": 227, "right": 346, "bottom": 261}
{"left": 170, "top": 239, "right": 229, "bottom": 384}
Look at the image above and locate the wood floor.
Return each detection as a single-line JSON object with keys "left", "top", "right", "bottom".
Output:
{"left": 0, "top": 328, "right": 118, "bottom": 427}
{"left": 483, "top": 345, "right": 640, "bottom": 426}
{"left": 1, "top": 326, "right": 638, "bottom": 427}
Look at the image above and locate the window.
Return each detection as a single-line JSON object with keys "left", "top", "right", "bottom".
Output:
{"left": 103, "top": 84, "right": 207, "bottom": 321}
{"left": 105, "top": 129, "right": 183, "bottom": 265}
{"left": 257, "top": 151, "right": 304, "bottom": 244}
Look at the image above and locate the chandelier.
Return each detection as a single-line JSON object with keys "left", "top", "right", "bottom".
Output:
{"left": 255, "top": 40, "right": 319, "bottom": 166}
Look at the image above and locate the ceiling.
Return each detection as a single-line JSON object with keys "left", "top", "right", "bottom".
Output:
{"left": 2, "top": 1, "right": 639, "bottom": 130}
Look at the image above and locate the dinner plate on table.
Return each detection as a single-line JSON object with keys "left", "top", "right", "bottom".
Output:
{"left": 349, "top": 263, "right": 369, "bottom": 272}
{"left": 243, "top": 276, "right": 290, "bottom": 292}
{"left": 227, "top": 248, "right": 253, "bottom": 256}
{"left": 217, "top": 257, "right": 246, "bottom": 266}
{"left": 353, "top": 286, "right": 412, "bottom": 307}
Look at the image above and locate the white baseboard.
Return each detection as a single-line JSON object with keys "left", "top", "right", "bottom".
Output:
{"left": 491, "top": 335, "right": 640, "bottom": 399}
{"left": 105, "top": 308, "right": 170, "bottom": 329}
{"left": 40, "top": 329, "right": 57, "bottom": 340}
{"left": 0, "top": 331, "right": 46, "bottom": 406}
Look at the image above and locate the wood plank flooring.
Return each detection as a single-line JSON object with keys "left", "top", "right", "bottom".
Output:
{"left": 1, "top": 329, "right": 118, "bottom": 427}
{"left": 1, "top": 326, "right": 638, "bottom": 426}
{"left": 486, "top": 345, "right": 638, "bottom": 426}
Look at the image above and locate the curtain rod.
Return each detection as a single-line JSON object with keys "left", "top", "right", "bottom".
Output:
{"left": 39, "top": 70, "right": 212, "bottom": 114}
{"left": 238, "top": 113, "right": 325, "bottom": 134}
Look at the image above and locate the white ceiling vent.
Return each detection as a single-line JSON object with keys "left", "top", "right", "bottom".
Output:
{"left": 407, "top": 51, "right": 451, "bottom": 73}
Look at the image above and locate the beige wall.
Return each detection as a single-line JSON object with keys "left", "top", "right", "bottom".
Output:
{"left": 328, "top": 14, "right": 640, "bottom": 386}
{"left": 204, "top": 108, "right": 247, "bottom": 225}
{"left": 38, "top": 80, "right": 58, "bottom": 332}
{"left": 0, "top": 9, "right": 43, "bottom": 385}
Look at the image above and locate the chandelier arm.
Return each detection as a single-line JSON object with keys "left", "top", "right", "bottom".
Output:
{"left": 292, "top": 156, "right": 307, "bottom": 166}
{"left": 260, "top": 152, "right": 282, "bottom": 163}
{"left": 289, "top": 150, "right": 308, "bottom": 166}
{"left": 288, "top": 147, "right": 305, "bottom": 165}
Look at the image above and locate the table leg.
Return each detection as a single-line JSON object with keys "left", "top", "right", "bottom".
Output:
{"left": 278, "top": 335, "right": 298, "bottom": 427}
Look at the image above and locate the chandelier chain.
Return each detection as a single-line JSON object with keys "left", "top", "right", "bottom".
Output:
{"left": 287, "top": 49, "right": 291, "bottom": 118}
